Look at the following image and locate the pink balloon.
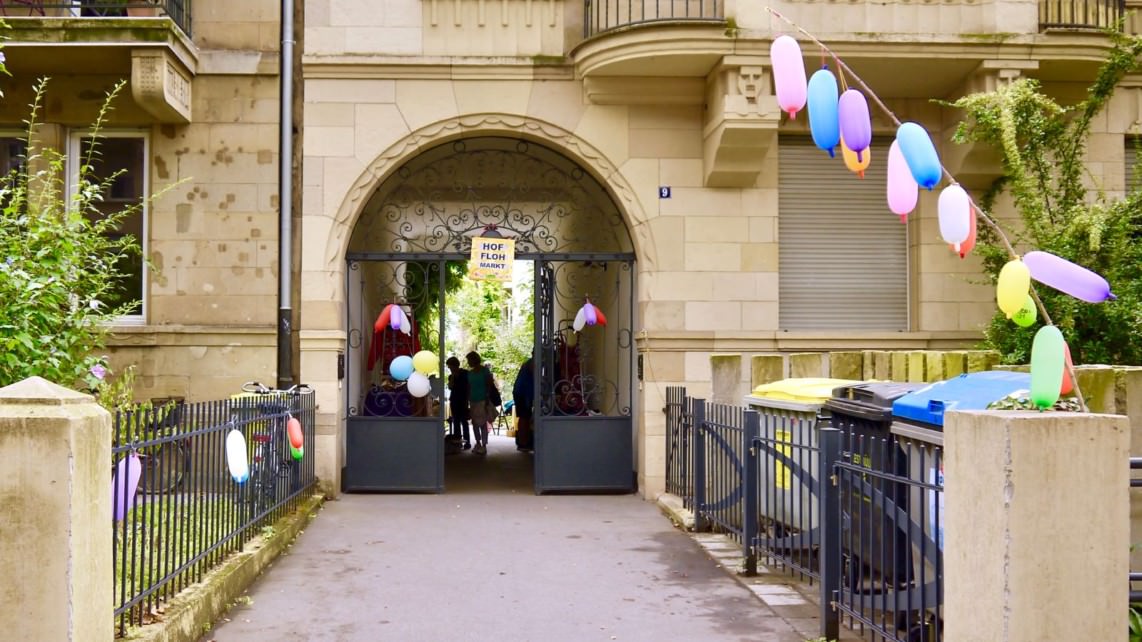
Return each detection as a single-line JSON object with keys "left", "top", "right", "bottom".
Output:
{"left": 887, "top": 140, "right": 918, "bottom": 223}
{"left": 1023, "top": 251, "right": 1115, "bottom": 303}
{"left": 838, "top": 90, "right": 871, "bottom": 162}
{"left": 770, "top": 36, "right": 807, "bottom": 119}
{"left": 112, "top": 453, "right": 142, "bottom": 521}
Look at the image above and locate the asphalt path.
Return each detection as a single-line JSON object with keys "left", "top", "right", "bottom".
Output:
{"left": 200, "top": 434, "right": 804, "bottom": 642}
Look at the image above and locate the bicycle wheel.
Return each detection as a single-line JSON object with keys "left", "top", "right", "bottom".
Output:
{"left": 140, "top": 442, "right": 188, "bottom": 494}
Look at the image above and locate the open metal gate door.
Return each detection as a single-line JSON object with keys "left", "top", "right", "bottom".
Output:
{"left": 533, "top": 257, "right": 635, "bottom": 493}
{"left": 343, "top": 257, "right": 449, "bottom": 492}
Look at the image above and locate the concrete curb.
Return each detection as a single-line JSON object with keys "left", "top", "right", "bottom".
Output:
{"left": 124, "top": 493, "right": 326, "bottom": 642}
{"left": 655, "top": 492, "right": 858, "bottom": 642}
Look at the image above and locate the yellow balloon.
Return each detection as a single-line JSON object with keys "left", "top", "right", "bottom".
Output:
{"left": 997, "top": 259, "right": 1031, "bottom": 319}
{"left": 841, "top": 135, "right": 870, "bottom": 178}
{"left": 412, "top": 350, "right": 438, "bottom": 375}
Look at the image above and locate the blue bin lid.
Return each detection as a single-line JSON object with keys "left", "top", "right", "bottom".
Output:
{"left": 892, "top": 370, "right": 1032, "bottom": 428}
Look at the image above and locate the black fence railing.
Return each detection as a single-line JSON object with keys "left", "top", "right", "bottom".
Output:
{"left": 665, "top": 386, "right": 692, "bottom": 508}
{"left": 1131, "top": 457, "right": 1142, "bottom": 603}
{"left": 674, "top": 389, "right": 945, "bottom": 642}
{"left": 1039, "top": 0, "right": 1123, "bottom": 30}
{"left": 111, "top": 385, "right": 315, "bottom": 636}
{"left": 0, "top": 1, "right": 192, "bottom": 37}
{"left": 583, "top": 0, "right": 723, "bottom": 38}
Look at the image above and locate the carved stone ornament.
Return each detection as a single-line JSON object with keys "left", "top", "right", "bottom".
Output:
{"left": 131, "top": 49, "right": 192, "bottom": 123}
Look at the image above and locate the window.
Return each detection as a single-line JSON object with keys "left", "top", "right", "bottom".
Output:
{"left": 69, "top": 132, "right": 148, "bottom": 323}
{"left": 777, "top": 136, "right": 909, "bottom": 330}
{"left": 0, "top": 136, "right": 27, "bottom": 177}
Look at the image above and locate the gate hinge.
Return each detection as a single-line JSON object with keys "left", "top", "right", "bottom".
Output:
{"left": 830, "top": 473, "right": 838, "bottom": 486}
{"left": 337, "top": 352, "right": 345, "bottom": 381}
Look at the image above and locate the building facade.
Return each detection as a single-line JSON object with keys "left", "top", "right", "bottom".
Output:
{"left": 2, "top": 0, "right": 1136, "bottom": 496}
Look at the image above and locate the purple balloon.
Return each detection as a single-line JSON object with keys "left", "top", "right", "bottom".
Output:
{"left": 584, "top": 303, "right": 597, "bottom": 326}
{"left": 838, "top": 90, "right": 871, "bottom": 162}
{"left": 1023, "top": 250, "right": 1115, "bottom": 303}
{"left": 112, "top": 453, "right": 142, "bottom": 521}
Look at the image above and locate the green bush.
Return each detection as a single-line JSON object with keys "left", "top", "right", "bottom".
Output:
{"left": 948, "top": 31, "right": 1142, "bottom": 365}
{"left": 0, "top": 79, "right": 150, "bottom": 389}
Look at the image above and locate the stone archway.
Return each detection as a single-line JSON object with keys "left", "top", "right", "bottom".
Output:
{"left": 301, "top": 115, "right": 652, "bottom": 495}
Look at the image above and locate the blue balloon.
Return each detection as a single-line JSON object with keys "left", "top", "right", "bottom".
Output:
{"left": 390, "top": 355, "right": 414, "bottom": 381}
{"left": 807, "top": 68, "right": 839, "bottom": 157}
{"left": 896, "top": 122, "right": 942, "bottom": 190}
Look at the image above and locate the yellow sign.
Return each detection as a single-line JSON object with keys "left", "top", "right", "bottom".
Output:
{"left": 468, "top": 237, "right": 515, "bottom": 282}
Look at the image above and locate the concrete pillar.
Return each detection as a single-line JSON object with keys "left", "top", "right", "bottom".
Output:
{"left": 750, "top": 354, "right": 784, "bottom": 389}
{"left": 789, "top": 353, "right": 825, "bottom": 378}
{"left": 890, "top": 351, "right": 909, "bottom": 380}
{"left": 1075, "top": 365, "right": 1117, "bottom": 414}
{"left": 0, "top": 377, "right": 112, "bottom": 641}
{"left": 828, "top": 351, "right": 862, "bottom": 380}
{"left": 710, "top": 354, "right": 742, "bottom": 405}
{"left": 944, "top": 410, "right": 1128, "bottom": 642}
{"left": 906, "top": 351, "right": 927, "bottom": 382}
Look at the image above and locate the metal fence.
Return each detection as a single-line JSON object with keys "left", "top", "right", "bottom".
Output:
{"left": 583, "top": 0, "right": 723, "bottom": 38}
{"left": 0, "top": 1, "right": 193, "bottom": 36}
{"left": 1039, "top": 0, "right": 1123, "bottom": 30}
{"left": 111, "top": 386, "right": 315, "bottom": 636}
{"left": 674, "top": 389, "right": 945, "bottom": 642}
{"left": 665, "top": 386, "right": 692, "bottom": 508}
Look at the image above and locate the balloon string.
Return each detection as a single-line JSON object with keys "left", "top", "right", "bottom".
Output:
{"left": 763, "top": 5, "right": 1087, "bottom": 412}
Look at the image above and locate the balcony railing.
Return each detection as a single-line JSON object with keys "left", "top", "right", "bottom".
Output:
{"left": 1039, "top": 0, "right": 1123, "bottom": 30}
{"left": 0, "top": 1, "right": 192, "bottom": 36}
{"left": 583, "top": 0, "right": 723, "bottom": 38}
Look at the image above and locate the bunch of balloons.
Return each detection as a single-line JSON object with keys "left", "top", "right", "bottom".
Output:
{"left": 573, "top": 298, "right": 608, "bottom": 332}
{"left": 390, "top": 350, "right": 439, "bottom": 398}
{"left": 374, "top": 303, "right": 412, "bottom": 336}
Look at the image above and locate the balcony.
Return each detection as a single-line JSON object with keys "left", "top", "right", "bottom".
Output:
{"left": 0, "top": 1, "right": 197, "bottom": 122}
{"left": 583, "top": 0, "right": 723, "bottom": 38}
{"left": 1040, "top": 0, "right": 1123, "bottom": 30}
{"left": 575, "top": 0, "right": 727, "bottom": 78}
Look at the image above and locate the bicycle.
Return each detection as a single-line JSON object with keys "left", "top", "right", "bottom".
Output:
{"left": 233, "top": 382, "right": 308, "bottom": 516}
{"left": 129, "top": 398, "right": 189, "bottom": 495}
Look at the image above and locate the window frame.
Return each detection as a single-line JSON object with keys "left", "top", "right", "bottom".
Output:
{"left": 67, "top": 129, "right": 150, "bottom": 327}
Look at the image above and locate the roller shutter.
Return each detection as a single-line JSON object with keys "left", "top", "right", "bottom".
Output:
{"left": 777, "top": 136, "right": 908, "bottom": 330}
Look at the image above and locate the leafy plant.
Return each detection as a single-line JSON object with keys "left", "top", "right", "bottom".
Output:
{"left": 947, "top": 30, "right": 1142, "bottom": 366}
{"left": 1131, "top": 603, "right": 1142, "bottom": 642}
{"left": 447, "top": 269, "right": 534, "bottom": 385}
{"left": 0, "top": 78, "right": 160, "bottom": 389}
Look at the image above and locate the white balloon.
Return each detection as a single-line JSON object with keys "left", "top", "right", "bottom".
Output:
{"left": 399, "top": 312, "right": 411, "bottom": 335}
{"left": 407, "top": 371, "right": 431, "bottom": 398}
{"left": 573, "top": 307, "right": 587, "bottom": 332}
{"left": 937, "top": 184, "right": 971, "bottom": 250}
{"left": 225, "top": 429, "right": 249, "bottom": 483}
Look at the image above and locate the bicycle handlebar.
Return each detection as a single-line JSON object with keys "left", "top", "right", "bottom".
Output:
{"left": 241, "top": 381, "right": 312, "bottom": 395}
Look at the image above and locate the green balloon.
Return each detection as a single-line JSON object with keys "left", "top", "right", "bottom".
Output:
{"left": 1012, "top": 295, "right": 1037, "bottom": 328}
{"left": 290, "top": 443, "right": 304, "bottom": 461}
{"left": 1030, "top": 325, "right": 1066, "bottom": 409}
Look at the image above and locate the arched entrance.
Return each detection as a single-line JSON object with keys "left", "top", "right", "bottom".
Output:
{"left": 341, "top": 136, "right": 636, "bottom": 493}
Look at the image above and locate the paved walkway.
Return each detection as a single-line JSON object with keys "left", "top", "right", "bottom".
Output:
{"left": 200, "top": 434, "right": 830, "bottom": 642}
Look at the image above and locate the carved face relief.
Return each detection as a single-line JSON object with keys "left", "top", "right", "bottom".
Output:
{"left": 737, "top": 66, "right": 765, "bottom": 103}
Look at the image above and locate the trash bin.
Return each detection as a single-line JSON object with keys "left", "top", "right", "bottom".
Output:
{"left": 825, "top": 382, "right": 928, "bottom": 589}
{"left": 886, "top": 371, "right": 1033, "bottom": 637}
{"left": 744, "top": 378, "right": 860, "bottom": 536}
{"left": 890, "top": 370, "right": 1033, "bottom": 555}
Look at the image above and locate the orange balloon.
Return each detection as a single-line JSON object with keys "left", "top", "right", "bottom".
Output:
{"left": 1060, "top": 343, "right": 1074, "bottom": 396}
{"left": 287, "top": 416, "right": 304, "bottom": 449}
{"left": 841, "top": 135, "right": 871, "bottom": 178}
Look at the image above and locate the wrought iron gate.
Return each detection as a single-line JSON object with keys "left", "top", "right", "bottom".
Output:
{"left": 341, "top": 136, "right": 636, "bottom": 494}
{"left": 533, "top": 258, "right": 635, "bottom": 493}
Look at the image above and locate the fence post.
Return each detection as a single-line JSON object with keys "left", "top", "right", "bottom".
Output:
{"left": 742, "top": 409, "right": 760, "bottom": 576}
{"left": 818, "top": 424, "right": 841, "bottom": 642}
{"left": 0, "top": 377, "right": 112, "bottom": 641}
{"left": 692, "top": 399, "right": 708, "bottom": 532}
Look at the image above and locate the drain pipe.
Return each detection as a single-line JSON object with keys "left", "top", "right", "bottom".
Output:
{"left": 277, "top": 0, "right": 295, "bottom": 390}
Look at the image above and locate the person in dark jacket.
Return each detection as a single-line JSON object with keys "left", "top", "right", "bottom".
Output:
{"left": 446, "top": 356, "right": 471, "bottom": 449}
{"left": 512, "top": 357, "right": 535, "bottom": 451}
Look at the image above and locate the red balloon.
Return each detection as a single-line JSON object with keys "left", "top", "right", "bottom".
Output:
{"left": 374, "top": 304, "right": 393, "bottom": 333}
{"left": 594, "top": 307, "right": 607, "bottom": 326}
{"left": 954, "top": 207, "right": 978, "bottom": 259}
{"left": 287, "top": 416, "right": 304, "bottom": 449}
{"left": 1060, "top": 343, "right": 1074, "bottom": 396}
